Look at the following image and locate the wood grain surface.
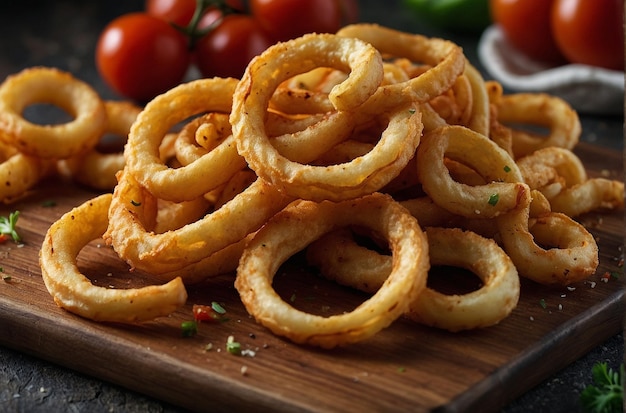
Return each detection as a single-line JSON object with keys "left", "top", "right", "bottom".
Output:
{"left": 0, "top": 142, "right": 623, "bottom": 413}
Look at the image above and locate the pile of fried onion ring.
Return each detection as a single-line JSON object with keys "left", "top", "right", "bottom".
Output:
{"left": 7, "top": 24, "right": 620, "bottom": 348}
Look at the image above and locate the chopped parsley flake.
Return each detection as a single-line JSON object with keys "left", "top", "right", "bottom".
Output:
{"left": 211, "top": 301, "right": 226, "bottom": 314}
{"left": 226, "top": 335, "right": 242, "bottom": 355}
{"left": 488, "top": 193, "right": 499, "bottom": 206}
{"left": 181, "top": 321, "right": 198, "bottom": 337}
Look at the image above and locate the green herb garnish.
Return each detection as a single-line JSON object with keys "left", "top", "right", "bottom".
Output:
{"left": 0, "top": 211, "right": 21, "bottom": 243}
{"left": 580, "top": 362, "right": 624, "bottom": 413}
{"left": 211, "top": 301, "right": 226, "bottom": 314}
{"left": 487, "top": 193, "right": 499, "bottom": 206}
{"left": 226, "top": 335, "right": 242, "bottom": 355}
{"left": 181, "top": 320, "right": 198, "bottom": 337}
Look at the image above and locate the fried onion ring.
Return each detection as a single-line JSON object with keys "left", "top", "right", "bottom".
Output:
{"left": 0, "top": 140, "right": 52, "bottom": 203}
{"left": 517, "top": 147, "right": 587, "bottom": 189}
{"left": 0, "top": 67, "right": 107, "bottom": 159}
{"left": 104, "top": 170, "right": 294, "bottom": 274}
{"left": 240, "top": 33, "right": 383, "bottom": 112}
{"left": 40, "top": 193, "right": 187, "bottom": 323}
{"left": 494, "top": 93, "right": 581, "bottom": 158}
{"left": 496, "top": 184, "right": 599, "bottom": 285}
{"left": 405, "top": 227, "right": 519, "bottom": 331}
{"left": 125, "top": 77, "right": 247, "bottom": 202}
{"left": 336, "top": 24, "right": 465, "bottom": 111}
{"left": 548, "top": 178, "right": 625, "bottom": 217}
{"left": 235, "top": 193, "right": 429, "bottom": 348}
{"left": 307, "top": 226, "right": 519, "bottom": 331}
{"left": 234, "top": 98, "right": 422, "bottom": 201}
{"left": 61, "top": 100, "right": 141, "bottom": 190}
{"left": 416, "top": 125, "right": 525, "bottom": 218}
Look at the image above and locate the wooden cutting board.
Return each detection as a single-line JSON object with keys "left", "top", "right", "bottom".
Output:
{"left": 0, "top": 142, "right": 623, "bottom": 413}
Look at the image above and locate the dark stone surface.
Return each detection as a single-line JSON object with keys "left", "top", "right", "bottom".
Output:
{"left": 0, "top": 0, "right": 623, "bottom": 412}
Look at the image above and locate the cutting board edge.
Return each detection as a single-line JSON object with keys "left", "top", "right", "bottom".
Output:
{"left": 433, "top": 288, "right": 625, "bottom": 413}
{"left": 0, "top": 297, "right": 315, "bottom": 413}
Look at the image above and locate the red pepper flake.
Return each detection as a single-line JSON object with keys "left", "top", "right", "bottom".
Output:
{"left": 193, "top": 302, "right": 227, "bottom": 323}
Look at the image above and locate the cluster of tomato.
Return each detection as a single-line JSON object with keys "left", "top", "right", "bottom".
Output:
{"left": 490, "top": 0, "right": 623, "bottom": 71}
{"left": 96, "top": 0, "right": 359, "bottom": 102}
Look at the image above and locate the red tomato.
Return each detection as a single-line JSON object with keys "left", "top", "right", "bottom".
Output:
{"left": 250, "top": 0, "right": 359, "bottom": 42}
{"left": 146, "top": 0, "right": 247, "bottom": 27}
{"left": 551, "top": 0, "right": 624, "bottom": 70}
{"left": 96, "top": 13, "right": 190, "bottom": 102}
{"left": 194, "top": 14, "right": 274, "bottom": 79}
{"left": 145, "top": 0, "right": 197, "bottom": 26}
{"left": 490, "top": 0, "right": 566, "bottom": 64}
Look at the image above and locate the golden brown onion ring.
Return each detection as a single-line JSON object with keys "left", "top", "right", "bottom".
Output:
{"left": 548, "top": 178, "right": 624, "bottom": 217}
{"left": 235, "top": 98, "right": 422, "bottom": 202}
{"left": 61, "top": 100, "right": 141, "bottom": 190}
{"left": 235, "top": 193, "right": 429, "bottom": 349}
{"left": 336, "top": 24, "right": 465, "bottom": 111}
{"left": 494, "top": 92, "right": 581, "bottom": 158}
{"left": 416, "top": 125, "right": 525, "bottom": 218}
{"left": 237, "top": 33, "right": 383, "bottom": 113}
{"left": 496, "top": 184, "right": 599, "bottom": 285}
{"left": 406, "top": 227, "right": 519, "bottom": 331}
{"left": 40, "top": 193, "right": 187, "bottom": 323}
{"left": 0, "top": 141, "right": 52, "bottom": 203}
{"left": 0, "top": 67, "right": 106, "bottom": 159}
{"left": 125, "top": 77, "right": 247, "bottom": 202}
{"left": 104, "top": 169, "right": 294, "bottom": 274}
{"left": 517, "top": 147, "right": 587, "bottom": 190}
{"left": 174, "top": 112, "right": 232, "bottom": 167}
{"left": 307, "top": 226, "right": 519, "bottom": 331}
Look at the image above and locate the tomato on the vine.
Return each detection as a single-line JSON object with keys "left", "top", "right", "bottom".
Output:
{"left": 490, "top": 0, "right": 624, "bottom": 70}
{"left": 145, "top": 0, "right": 197, "bottom": 26}
{"left": 96, "top": 12, "right": 190, "bottom": 102}
{"left": 490, "top": 0, "right": 565, "bottom": 65}
{"left": 194, "top": 14, "right": 274, "bottom": 79}
{"left": 97, "top": 0, "right": 361, "bottom": 99}
{"left": 250, "top": 0, "right": 359, "bottom": 42}
{"left": 551, "top": 0, "right": 624, "bottom": 71}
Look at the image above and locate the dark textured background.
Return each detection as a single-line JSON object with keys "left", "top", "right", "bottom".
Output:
{"left": 0, "top": 0, "right": 623, "bottom": 412}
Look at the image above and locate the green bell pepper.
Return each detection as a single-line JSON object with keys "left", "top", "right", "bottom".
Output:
{"left": 403, "top": 0, "right": 491, "bottom": 33}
